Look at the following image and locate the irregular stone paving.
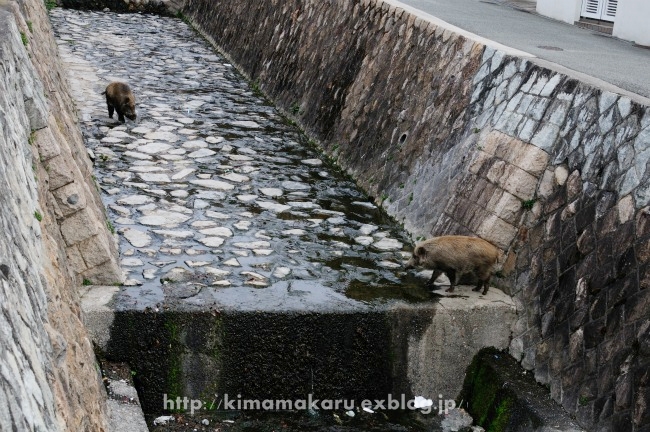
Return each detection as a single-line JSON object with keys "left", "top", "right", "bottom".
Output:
{"left": 50, "top": 9, "right": 420, "bottom": 309}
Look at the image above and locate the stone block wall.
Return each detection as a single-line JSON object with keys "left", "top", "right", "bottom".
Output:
{"left": 182, "top": 0, "right": 650, "bottom": 430}
{"left": 0, "top": 0, "right": 121, "bottom": 430}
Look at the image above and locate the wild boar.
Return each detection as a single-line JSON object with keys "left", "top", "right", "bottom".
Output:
{"left": 405, "top": 235, "right": 501, "bottom": 295}
{"left": 102, "top": 82, "right": 137, "bottom": 123}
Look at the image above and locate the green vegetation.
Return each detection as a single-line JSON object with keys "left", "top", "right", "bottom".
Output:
{"left": 164, "top": 319, "right": 183, "bottom": 404}
{"left": 473, "top": 127, "right": 481, "bottom": 134}
{"left": 27, "top": 21, "right": 34, "bottom": 33}
{"left": 250, "top": 80, "right": 263, "bottom": 97}
{"left": 175, "top": 10, "right": 191, "bottom": 26}
{"left": 28, "top": 131, "right": 36, "bottom": 145}
{"left": 20, "top": 32, "right": 28, "bottom": 47}
{"left": 290, "top": 103, "right": 301, "bottom": 115}
{"left": 91, "top": 174, "right": 101, "bottom": 193}
{"left": 106, "top": 219, "right": 115, "bottom": 234}
{"left": 521, "top": 198, "right": 537, "bottom": 210}
{"left": 487, "top": 396, "right": 514, "bottom": 432}
{"left": 44, "top": 0, "right": 57, "bottom": 11}
{"left": 34, "top": 210, "right": 42, "bottom": 222}
{"left": 408, "top": 192, "right": 414, "bottom": 204}
{"left": 82, "top": 278, "right": 92, "bottom": 286}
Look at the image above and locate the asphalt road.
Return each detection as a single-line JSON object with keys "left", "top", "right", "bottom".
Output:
{"left": 394, "top": 0, "right": 650, "bottom": 100}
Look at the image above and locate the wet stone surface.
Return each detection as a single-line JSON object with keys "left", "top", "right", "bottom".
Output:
{"left": 50, "top": 9, "right": 432, "bottom": 310}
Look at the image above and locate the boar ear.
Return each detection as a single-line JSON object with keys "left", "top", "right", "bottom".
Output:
{"left": 123, "top": 96, "right": 131, "bottom": 103}
{"left": 415, "top": 245, "right": 426, "bottom": 257}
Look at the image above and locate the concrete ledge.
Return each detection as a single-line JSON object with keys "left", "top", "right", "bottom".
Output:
{"left": 81, "top": 285, "right": 120, "bottom": 352}
{"left": 400, "top": 287, "right": 517, "bottom": 401}
{"left": 81, "top": 284, "right": 516, "bottom": 415}
{"left": 108, "top": 400, "right": 149, "bottom": 432}
{"left": 104, "top": 362, "right": 149, "bottom": 432}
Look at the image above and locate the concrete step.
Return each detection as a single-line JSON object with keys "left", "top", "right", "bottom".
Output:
{"left": 81, "top": 284, "right": 516, "bottom": 418}
{"left": 575, "top": 19, "right": 614, "bottom": 35}
{"left": 102, "top": 360, "right": 149, "bottom": 432}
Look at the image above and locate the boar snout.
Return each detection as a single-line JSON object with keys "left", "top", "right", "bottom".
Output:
{"left": 405, "top": 246, "right": 423, "bottom": 270}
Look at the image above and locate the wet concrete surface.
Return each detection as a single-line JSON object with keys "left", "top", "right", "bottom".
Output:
{"left": 49, "top": 9, "right": 436, "bottom": 312}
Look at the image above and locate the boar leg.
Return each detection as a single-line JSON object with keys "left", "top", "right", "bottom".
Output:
{"left": 425, "top": 270, "right": 443, "bottom": 290}
{"left": 473, "top": 268, "right": 491, "bottom": 295}
{"left": 107, "top": 101, "right": 114, "bottom": 119}
{"left": 445, "top": 269, "right": 457, "bottom": 293}
{"left": 117, "top": 109, "right": 126, "bottom": 123}
{"left": 472, "top": 280, "right": 490, "bottom": 295}
{"left": 482, "top": 283, "right": 490, "bottom": 295}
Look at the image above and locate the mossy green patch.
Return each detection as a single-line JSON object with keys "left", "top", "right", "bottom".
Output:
{"left": 468, "top": 362, "right": 501, "bottom": 426}
{"left": 459, "top": 348, "right": 517, "bottom": 432}
{"left": 164, "top": 318, "right": 184, "bottom": 403}
{"left": 487, "top": 395, "right": 514, "bottom": 432}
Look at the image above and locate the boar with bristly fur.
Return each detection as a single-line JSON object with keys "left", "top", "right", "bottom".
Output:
{"left": 405, "top": 235, "right": 501, "bottom": 295}
{"left": 102, "top": 82, "right": 137, "bottom": 123}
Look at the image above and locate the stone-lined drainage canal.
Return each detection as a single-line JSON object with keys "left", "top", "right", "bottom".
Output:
{"left": 51, "top": 9, "right": 443, "bottom": 431}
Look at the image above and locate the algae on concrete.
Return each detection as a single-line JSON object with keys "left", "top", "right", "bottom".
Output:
{"left": 459, "top": 347, "right": 584, "bottom": 432}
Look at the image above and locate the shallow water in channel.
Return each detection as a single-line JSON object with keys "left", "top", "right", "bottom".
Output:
{"left": 50, "top": 9, "right": 437, "bottom": 311}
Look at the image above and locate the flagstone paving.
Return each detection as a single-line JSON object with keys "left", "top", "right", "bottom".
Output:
{"left": 50, "top": 9, "right": 430, "bottom": 310}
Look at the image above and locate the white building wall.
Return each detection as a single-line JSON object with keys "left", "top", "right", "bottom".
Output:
{"left": 613, "top": 0, "right": 650, "bottom": 47}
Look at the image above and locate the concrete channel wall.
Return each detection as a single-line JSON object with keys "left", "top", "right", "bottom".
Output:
{"left": 0, "top": 0, "right": 122, "bottom": 430}
{"left": 182, "top": 0, "right": 650, "bottom": 430}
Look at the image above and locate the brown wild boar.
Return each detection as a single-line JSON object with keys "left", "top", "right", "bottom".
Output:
{"left": 102, "top": 82, "right": 137, "bottom": 123}
{"left": 405, "top": 235, "right": 501, "bottom": 295}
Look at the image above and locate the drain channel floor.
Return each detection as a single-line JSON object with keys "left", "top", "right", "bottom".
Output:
{"left": 50, "top": 9, "right": 436, "bottom": 311}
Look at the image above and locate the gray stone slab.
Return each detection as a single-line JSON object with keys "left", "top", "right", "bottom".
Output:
{"left": 80, "top": 285, "right": 120, "bottom": 351}
{"left": 107, "top": 400, "right": 149, "bottom": 432}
